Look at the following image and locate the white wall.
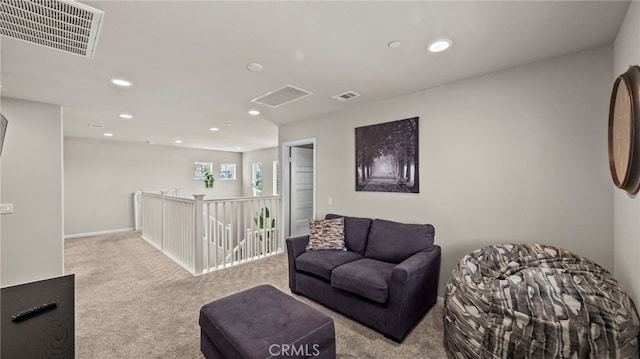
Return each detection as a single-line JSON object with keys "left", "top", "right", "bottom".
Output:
{"left": 64, "top": 137, "right": 243, "bottom": 236}
{"left": 241, "top": 147, "right": 278, "bottom": 197}
{"left": 613, "top": 2, "right": 640, "bottom": 305}
{"left": 1, "top": 98, "right": 63, "bottom": 287}
{"left": 279, "top": 47, "right": 613, "bottom": 296}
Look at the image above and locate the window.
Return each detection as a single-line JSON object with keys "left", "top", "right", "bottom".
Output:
{"left": 194, "top": 162, "right": 212, "bottom": 180}
{"left": 252, "top": 162, "right": 263, "bottom": 197}
{"left": 273, "top": 161, "right": 279, "bottom": 195}
{"left": 220, "top": 163, "right": 236, "bottom": 180}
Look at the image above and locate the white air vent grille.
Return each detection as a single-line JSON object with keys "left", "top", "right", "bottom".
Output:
{"left": 252, "top": 85, "right": 312, "bottom": 108}
{"left": 332, "top": 91, "right": 360, "bottom": 101}
{"left": 0, "top": 0, "right": 104, "bottom": 59}
{"left": 88, "top": 123, "right": 103, "bottom": 128}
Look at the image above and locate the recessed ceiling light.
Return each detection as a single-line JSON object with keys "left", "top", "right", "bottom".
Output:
{"left": 174, "top": 140, "right": 183, "bottom": 144}
{"left": 103, "top": 133, "right": 114, "bottom": 137}
{"left": 209, "top": 127, "right": 220, "bottom": 131}
{"left": 248, "top": 110, "right": 260, "bottom": 116}
{"left": 387, "top": 41, "right": 401, "bottom": 49}
{"left": 226, "top": 122, "right": 233, "bottom": 126}
{"left": 427, "top": 39, "right": 452, "bottom": 53}
{"left": 247, "top": 62, "right": 264, "bottom": 72}
{"left": 119, "top": 113, "right": 133, "bottom": 119}
{"left": 110, "top": 78, "right": 132, "bottom": 87}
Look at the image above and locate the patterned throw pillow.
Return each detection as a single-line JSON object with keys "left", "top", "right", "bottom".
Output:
{"left": 306, "top": 218, "right": 346, "bottom": 251}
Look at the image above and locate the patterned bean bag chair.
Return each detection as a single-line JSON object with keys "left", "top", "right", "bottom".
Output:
{"left": 444, "top": 244, "right": 640, "bottom": 358}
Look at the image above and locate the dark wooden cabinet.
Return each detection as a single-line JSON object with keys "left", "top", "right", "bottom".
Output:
{"left": 1, "top": 275, "right": 74, "bottom": 358}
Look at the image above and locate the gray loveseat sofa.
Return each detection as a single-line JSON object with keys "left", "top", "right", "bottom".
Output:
{"left": 286, "top": 214, "right": 441, "bottom": 342}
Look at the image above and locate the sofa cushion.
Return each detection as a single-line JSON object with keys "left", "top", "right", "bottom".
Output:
{"left": 296, "top": 250, "right": 363, "bottom": 281}
{"left": 364, "top": 219, "right": 434, "bottom": 264}
{"left": 331, "top": 258, "right": 396, "bottom": 304}
{"left": 306, "top": 218, "right": 346, "bottom": 251}
{"left": 325, "top": 213, "right": 372, "bottom": 256}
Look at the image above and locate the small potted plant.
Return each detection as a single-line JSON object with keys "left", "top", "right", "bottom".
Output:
{"left": 254, "top": 207, "right": 276, "bottom": 242}
{"left": 203, "top": 169, "right": 215, "bottom": 188}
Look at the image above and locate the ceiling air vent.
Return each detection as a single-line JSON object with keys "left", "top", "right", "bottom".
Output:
{"left": 332, "top": 91, "right": 360, "bottom": 101}
{"left": 0, "top": 0, "right": 104, "bottom": 59}
{"left": 88, "top": 123, "right": 103, "bottom": 129}
{"left": 251, "top": 85, "right": 312, "bottom": 108}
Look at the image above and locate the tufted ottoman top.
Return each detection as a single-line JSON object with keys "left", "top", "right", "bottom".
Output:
{"left": 444, "top": 244, "right": 640, "bottom": 358}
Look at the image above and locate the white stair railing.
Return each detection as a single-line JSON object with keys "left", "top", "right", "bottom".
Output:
{"left": 139, "top": 191, "right": 280, "bottom": 275}
{"left": 202, "top": 196, "right": 280, "bottom": 271}
{"left": 225, "top": 238, "right": 246, "bottom": 264}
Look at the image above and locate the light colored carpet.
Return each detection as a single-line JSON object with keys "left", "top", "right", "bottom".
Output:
{"left": 64, "top": 231, "right": 447, "bottom": 358}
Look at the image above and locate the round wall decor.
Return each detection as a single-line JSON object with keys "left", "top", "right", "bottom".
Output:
{"left": 608, "top": 65, "right": 640, "bottom": 195}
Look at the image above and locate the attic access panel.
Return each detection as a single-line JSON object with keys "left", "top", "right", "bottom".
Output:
{"left": 251, "top": 85, "right": 312, "bottom": 108}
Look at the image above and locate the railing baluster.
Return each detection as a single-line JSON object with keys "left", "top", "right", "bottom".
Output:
{"left": 161, "top": 191, "right": 166, "bottom": 251}
{"left": 214, "top": 202, "right": 218, "bottom": 270}
{"left": 261, "top": 197, "right": 265, "bottom": 257}
{"left": 179, "top": 203, "right": 182, "bottom": 266}
{"left": 261, "top": 198, "right": 266, "bottom": 256}
{"left": 273, "top": 197, "right": 278, "bottom": 253}
{"left": 206, "top": 203, "right": 210, "bottom": 271}
{"left": 245, "top": 204, "right": 248, "bottom": 261}
{"left": 181, "top": 202, "right": 185, "bottom": 266}
{"left": 222, "top": 201, "right": 227, "bottom": 268}
{"left": 174, "top": 203, "right": 177, "bottom": 263}
{"left": 185, "top": 202, "right": 188, "bottom": 267}
{"left": 193, "top": 194, "right": 204, "bottom": 275}
{"left": 187, "top": 202, "right": 190, "bottom": 267}
{"left": 237, "top": 201, "right": 242, "bottom": 262}
{"left": 267, "top": 197, "right": 272, "bottom": 254}
{"left": 250, "top": 199, "right": 256, "bottom": 259}
{"left": 268, "top": 197, "right": 272, "bottom": 254}
{"left": 183, "top": 202, "right": 186, "bottom": 266}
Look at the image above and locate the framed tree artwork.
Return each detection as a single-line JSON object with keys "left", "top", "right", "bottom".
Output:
{"left": 355, "top": 117, "right": 419, "bottom": 193}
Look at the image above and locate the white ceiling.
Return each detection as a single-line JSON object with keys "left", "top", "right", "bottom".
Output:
{"left": 0, "top": 1, "right": 630, "bottom": 152}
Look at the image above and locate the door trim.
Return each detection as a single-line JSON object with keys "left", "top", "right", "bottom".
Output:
{"left": 281, "top": 137, "right": 316, "bottom": 242}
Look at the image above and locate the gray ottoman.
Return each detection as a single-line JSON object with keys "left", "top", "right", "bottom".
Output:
{"left": 199, "top": 284, "right": 336, "bottom": 359}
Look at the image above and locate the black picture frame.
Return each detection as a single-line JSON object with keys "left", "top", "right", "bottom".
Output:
{"left": 355, "top": 117, "right": 419, "bottom": 193}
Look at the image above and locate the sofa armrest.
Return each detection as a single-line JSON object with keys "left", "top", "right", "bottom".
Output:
{"left": 385, "top": 245, "right": 441, "bottom": 341}
{"left": 285, "top": 235, "right": 309, "bottom": 293}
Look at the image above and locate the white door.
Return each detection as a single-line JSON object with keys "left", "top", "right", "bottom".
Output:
{"left": 290, "top": 147, "right": 314, "bottom": 237}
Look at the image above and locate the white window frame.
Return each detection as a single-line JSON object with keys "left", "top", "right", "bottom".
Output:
{"left": 219, "top": 163, "right": 236, "bottom": 180}
{"left": 252, "top": 162, "right": 263, "bottom": 197}
{"left": 273, "top": 160, "right": 279, "bottom": 195}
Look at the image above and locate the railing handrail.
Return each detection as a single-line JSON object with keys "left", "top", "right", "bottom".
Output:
{"left": 141, "top": 190, "right": 279, "bottom": 204}
{"left": 203, "top": 195, "right": 280, "bottom": 204}
{"left": 141, "top": 192, "right": 197, "bottom": 204}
